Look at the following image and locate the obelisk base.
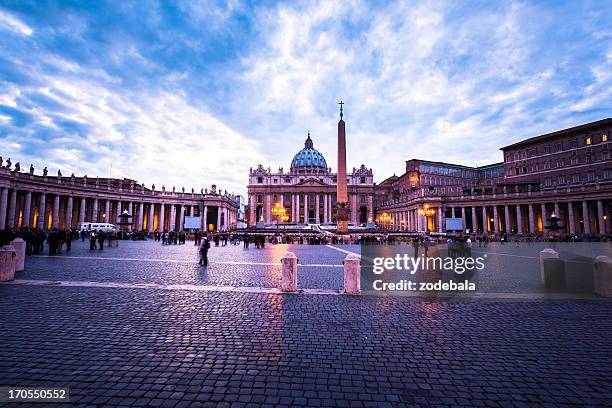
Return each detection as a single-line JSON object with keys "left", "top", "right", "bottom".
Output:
{"left": 336, "top": 206, "right": 349, "bottom": 235}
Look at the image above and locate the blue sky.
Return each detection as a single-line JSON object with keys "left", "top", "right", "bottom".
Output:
{"left": 0, "top": 0, "right": 611, "bottom": 196}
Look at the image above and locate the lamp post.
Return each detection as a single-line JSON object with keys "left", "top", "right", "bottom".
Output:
{"left": 271, "top": 203, "right": 286, "bottom": 235}
{"left": 379, "top": 212, "right": 391, "bottom": 230}
{"left": 418, "top": 205, "right": 435, "bottom": 233}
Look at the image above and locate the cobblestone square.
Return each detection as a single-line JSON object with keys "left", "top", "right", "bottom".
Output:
{"left": 1, "top": 241, "right": 611, "bottom": 407}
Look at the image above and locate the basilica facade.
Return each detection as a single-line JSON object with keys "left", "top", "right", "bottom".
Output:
{"left": 247, "top": 133, "right": 375, "bottom": 226}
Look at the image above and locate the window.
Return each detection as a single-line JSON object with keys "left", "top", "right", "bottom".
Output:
{"left": 587, "top": 171, "right": 595, "bottom": 182}
{"left": 273, "top": 178, "right": 278, "bottom": 183}
{"left": 257, "top": 177, "right": 263, "bottom": 184}
{"left": 603, "top": 134, "right": 608, "bottom": 142}
{"left": 360, "top": 176, "right": 366, "bottom": 184}
{"left": 603, "top": 169, "right": 611, "bottom": 179}
{"left": 555, "top": 143, "right": 563, "bottom": 152}
{"left": 586, "top": 136, "right": 592, "bottom": 145}
{"left": 571, "top": 173, "right": 580, "bottom": 184}
{"left": 558, "top": 175, "right": 566, "bottom": 185}
{"left": 570, "top": 139, "right": 578, "bottom": 149}
{"left": 257, "top": 194, "right": 263, "bottom": 204}
{"left": 544, "top": 145, "right": 550, "bottom": 154}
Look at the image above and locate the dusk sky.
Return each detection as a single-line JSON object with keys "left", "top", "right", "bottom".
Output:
{"left": 0, "top": 0, "right": 610, "bottom": 196}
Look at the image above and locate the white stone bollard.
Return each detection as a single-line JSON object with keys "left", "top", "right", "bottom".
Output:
{"left": 10, "top": 238, "right": 26, "bottom": 272}
{"left": 281, "top": 251, "right": 298, "bottom": 292}
{"left": 539, "top": 248, "right": 559, "bottom": 284}
{"left": 0, "top": 245, "right": 17, "bottom": 282}
{"left": 593, "top": 256, "right": 612, "bottom": 298}
{"left": 343, "top": 253, "right": 361, "bottom": 294}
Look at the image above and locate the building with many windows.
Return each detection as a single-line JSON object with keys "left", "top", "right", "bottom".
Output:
{"left": 375, "top": 118, "right": 611, "bottom": 236}
{"left": 247, "top": 133, "right": 375, "bottom": 226}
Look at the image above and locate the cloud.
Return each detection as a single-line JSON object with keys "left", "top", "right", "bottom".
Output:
{"left": 0, "top": 0, "right": 610, "bottom": 197}
{"left": 0, "top": 9, "right": 33, "bottom": 36}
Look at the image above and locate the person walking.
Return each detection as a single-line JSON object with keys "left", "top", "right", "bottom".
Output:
{"left": 89, "top": 231, "right": 97, "bottom": 250}
{"left": 97, "top": 230, "right": 105, "bottom": 250}
{"left": 199, "top": 237, "right": 211, "bottom": 267}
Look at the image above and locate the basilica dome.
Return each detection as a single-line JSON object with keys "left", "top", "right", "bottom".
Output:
{"left": 290, "top": 133, "right": 328, "bottom": 171}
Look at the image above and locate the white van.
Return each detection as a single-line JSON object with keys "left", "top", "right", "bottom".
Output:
{"left": 78, "top": 222, "right": 117, "bottom": 233}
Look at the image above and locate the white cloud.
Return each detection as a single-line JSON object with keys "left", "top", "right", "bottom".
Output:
{"left": 0, "top": 10, "right": 33, "bottom": 36}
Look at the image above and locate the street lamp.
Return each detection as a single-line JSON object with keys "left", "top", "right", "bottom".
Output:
{"left": 418, "top": 205, "right": 435, "bottom": 233}
{"left": 379, "top": 212, "right": 391, "bottom": 230}
{"left": 271, "top": 203, "right": 286, "bottom": 234}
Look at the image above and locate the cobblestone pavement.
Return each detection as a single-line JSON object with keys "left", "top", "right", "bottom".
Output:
{"left": 1, "top": 284, "right": 611, "bottom": 408}
{"left": 20, "top": 240, "right": 612, "bottom": 294}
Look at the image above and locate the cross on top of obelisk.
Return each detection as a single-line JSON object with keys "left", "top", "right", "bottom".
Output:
{"left": 338, "top": 100, "right": 344, "bottom": 119}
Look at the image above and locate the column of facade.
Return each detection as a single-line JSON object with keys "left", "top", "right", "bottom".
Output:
{"left": 315, "top": 194, "right": 320, "bottom": 223}
{"left": 7, "top": 189, "right": 17, "bottom": 228}
{"left": 323, "top": 193, "right": 328, "bottom": 224}
{"left": 138, "top": 202, "right": 144, "bottom": 230}
{"left": 540, "top": 203, "right": 547, "bottom": 232}
{"left": 528, "top": 204, "right": 535, "bottom": 234}
{"left": 37, "top": 193, "right": 46, "bottom": 229}
{"left": 51, "top": 194, "right": 60, "bottom": 229}
{"left": 103, "top": 199, "right": 110, "bottom": 223}
{"left": 66, "top": 196, "right": 73, "bottom": 229}
{"left": 303, "top": 193, "right": 308, "bottom": 223}
{"left": 23, "top": 191, "right": 32, "bottom": 228}
{"left": 216, "top": 206, "right": 222, "bottom": 231}
{"left": 471, "top": 206, "right": 477, "bottom": 233}
{"left": 461, "top": 207, "right": 466, "bottom": 232}
{"left": 170, "top": 204, "right": 176, "bottom": 231}
{"left": 437, "top": 206, "right": 443, "bottom": 233}
{"left": 92, "top": 198, "right": 99, "bottom": 223}
{"left": 504, "top": 205, "right": 510, "bottom": 233}
{"left": 554, "top": 202, "right": 561, "bottom": 219}
{"left": 582, "top": 201, "right": 591, "bottom": 235}
{"left": 567, "top": 202, "right": 576, "bottom": 234}
{"left": 148, "top": 203, "right": 154, "bottom": 232}
{"left": 493, "top": 206, "right": 499, "bottom": 233}
{"left": 481, "top": 206, "right": 488, "bottom": 234}
{"left": 516, "top": 205, "right": 523, "bottom": 234}
{"left": 295, "top": 194, "right": 300, "bottom": 223}
{"left": 597, "top": 200, "right": 605, "bottom": 234}
{"left": 266, "top": 194, "right": 271, "bottom": 224}
{"left": 159, "top": 203, "right": 165, "bottom": 232}
{"left": 202, "top": 205, "right": 208, "bottom": 232}
{"left": 79, "top": 197, "right": 86, "bottom": 224}
{"left": 0, "top": 187, "right": 8, "bottom": 229}
{"left": 179, "top": 204, "right": 185, "bottom": 231}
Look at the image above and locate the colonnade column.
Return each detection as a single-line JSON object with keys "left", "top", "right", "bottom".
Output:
{"left": 481, "top": 206, "right": 488, "bottom": 235}
{"left": 217, "top": 206, "right": 222, "bottom": 231}
{"left": 461, "top": 207, "right": 466, "bottom": 232}
{"left": 23, "top": 191, "right": 32, "bottom": 228}
{"left": 179, "top": 204, "right": 185, "bottom": 231}
{"left": 516, "top": 205, "right": 523, "bottom": 234}
{"left": 103, "top": 199, "right": 110, "bottom": 223}
{"left": 315, "top": 194, "right": 320, "bottom": 223}
{"left": 597, "top": 200, "right": 605, "bottom": 234}
{"left": 37, "top": 193, "right": 46, "bottom": 229}
{"left": 528, "top": 204, "right": 535, "bottom": 233}
{"left": 471, "top": 207, "right": 477, "bottom": 233}
{"left": 0, "top": 187, "right": 8, "bottom": 229}
{"left": 202, "top": 205, "right": 208, "bottom": 232}
{"left": 437, "top": 206, "right": 443, "bottom": 233}
{"left": 7, "top": 189, "right": 17, "bottom": 228}
{"left": 170, "top": 204, "right": 176, "bottom": 231}
{"left": 504, "top": 205, "right": 510, "bottom": 233}
{"left": 138, "top": 202, "right": 144, "bottom": 230}
{"left": 541, "top": 203, "right": 547, "bottom": 232}
{"left": 493, "top": 206, "right": 499, "bottom": 233}
{"left": 148, "top": 203, "right": 154, "bottom": 232}
{"left": 567, "top": 202, "right": 576, "bottom": 234}
{"left": 92, "top": 198, "right": 99, "bottom": 223}
{"left": 554, "top": 202, "right": 560, "bottom": 219}
{"left": 79, "top": 197, "right": 86, "bottom": 224}
{"left": 159, "top": 203, "right": 165, "bottom": 232}
{"left": 66, "top": 196, "right": 73, "bottom": 229}
{"left": 582, "top": 201, "right": 591, "bottom": 234}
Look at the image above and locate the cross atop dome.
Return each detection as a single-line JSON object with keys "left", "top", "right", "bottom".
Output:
{"left": 305, "top": 131, "right": 313, "bottom": 148}
{"left": 338, "top": 100, "right": 344, "bottom": 120}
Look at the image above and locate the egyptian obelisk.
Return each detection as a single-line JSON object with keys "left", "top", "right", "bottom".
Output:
{"left": 336, "top": 101, "right": 349, "bottom": 234}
